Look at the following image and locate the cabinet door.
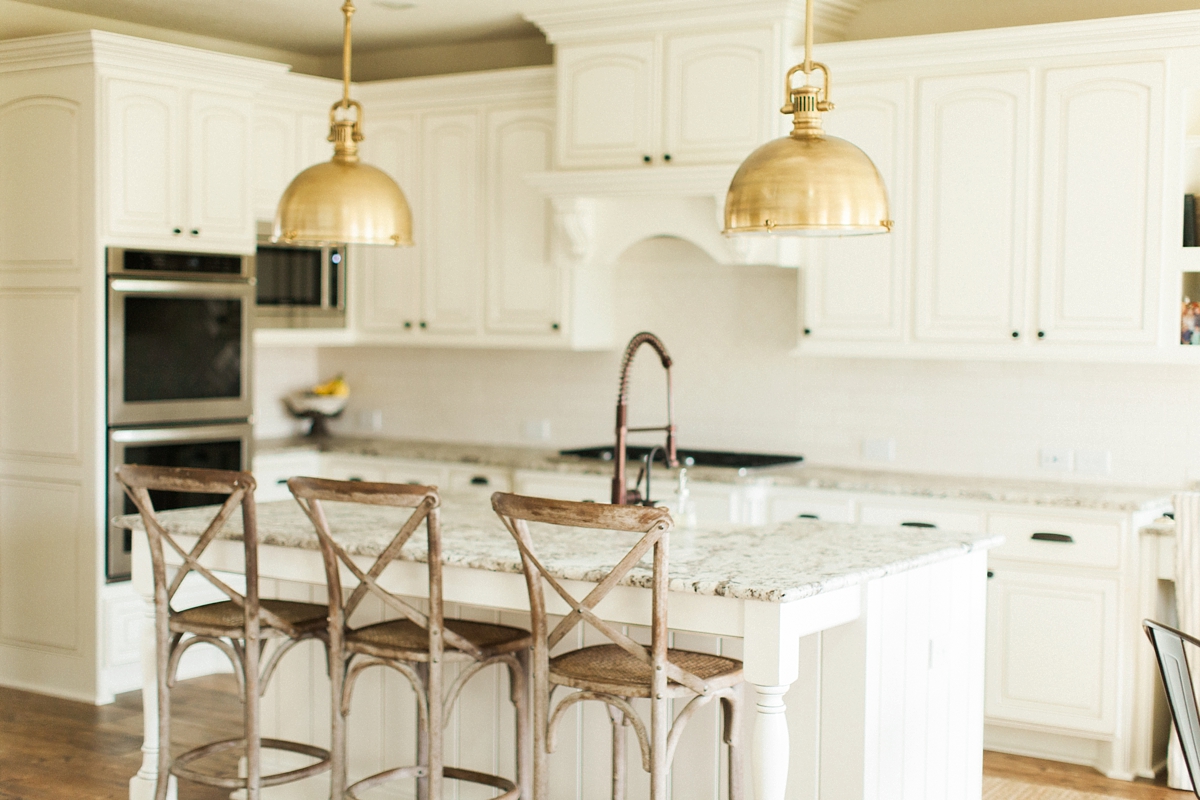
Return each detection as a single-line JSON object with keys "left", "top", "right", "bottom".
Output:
{"left": 804, "top": 79, "right": 909, "bottom": 342}
{"left": 186, "top": 91, "right": 253, "bottom": 247}
{"left": 485, "top": 105, "right": 560, "bottom": 336}
{"left": 985, "top": 567, "right": 1118, "bottom": 735}
{"left": 356, "top": 115, "right": 421, "bottom": 336}
{"left": 1038, "top": 62, "right": 1164, "bottom": 344}
{"left": 914, "top": 71, "right": 1031, "bottom": 343}
{"left": 556, "top": 39, "right": 658, "bottom": 168}
{"left": 663, "top": 28, "right": 776, "bottom": 164}
{"left": 299, "top": 111, "right": 332, "bottom": 170}
{"left": 251, "top": 106, "right": 296, "bottom": 222}
{"left": 104, "top": 78, "right": 182, "bottom": 240}
{"left": 420, "top": 111, "right": 482, "bottom": 335}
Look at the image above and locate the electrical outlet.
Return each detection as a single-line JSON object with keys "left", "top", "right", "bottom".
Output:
{"left": 522, "top": 419, "right": 551, "bottom": 442}
{"left": 1039, "top": 448, "right": 1073, "bottom": 472}
{"left": 357, "top": 409, "right": 383, "bottom": 432}
{"left": 1075, "top": 449, "right": 1112, "bottom": 476}
{"left": 863, "top": 438, "right": 896, "bottom": 462}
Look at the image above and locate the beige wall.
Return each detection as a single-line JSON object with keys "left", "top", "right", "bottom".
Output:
{"left": 250, "top": 236, "right": 1200, "bottom": 488}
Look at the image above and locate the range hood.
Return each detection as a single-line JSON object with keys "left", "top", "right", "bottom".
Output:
{"left": 525, "top": 165, "right": 807, "bottom": 270}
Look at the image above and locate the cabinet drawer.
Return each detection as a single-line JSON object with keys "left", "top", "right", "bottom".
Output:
{"left": 858, "top": 502, "right": 983, "bottom": 533}
{"left": 988, "top": 513, "right": 1122, "bottom": 569}
{"left": 253, "top": 450, "right": 321, "bottom": 502}
{"left": 513, "top": 471, "right": 611, "bottom": 503}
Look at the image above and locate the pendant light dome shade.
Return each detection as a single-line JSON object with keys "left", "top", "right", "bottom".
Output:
{"left": 273, "top": 157, "right": 413, "bottom": 246}
{"left": 724, "top": 130, "right": 890, "bottom": 236}
{"left": 272, "top": 0, "right": 412, "bottom": 247}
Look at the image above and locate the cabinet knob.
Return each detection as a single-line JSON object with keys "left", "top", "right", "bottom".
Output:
{"left": 190, "top": 229, "right": 200, "bottom": 236}
{"left": 663, "top": 153, "right": 672, "bottom": 162}
{"left": 551, "top": 322, "right": 560, "bottom": 331}
{"left": 1011, "top": 330, "right": 1019, "bottom": 339}
{"left": 803, "top": 328, "right": 812, "bottom": 336}
{"left": 419, "top": 320, "right": 427, "bottom": 329}
{"left": 172, "top": 228, "right": 182, "bottom": 235}
{"left": 987, "top": 570, "right": 995, "bottom": 579}
{"left": 1037, "top": 330, "right": 1046, "bottom": 339}
{"left": 642, "top": 155, "right": 652, "bottom": 164}
{"left": 403, "top": 321, "right": 412, "bottom": 330}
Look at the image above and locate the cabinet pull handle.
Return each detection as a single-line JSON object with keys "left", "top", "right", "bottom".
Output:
{"left": 275, "top": 478, "right": 288, "bottom": 485}
{"left": 470, "top": 476, "right": 490, "bottom": 486}
{"left": 901, "top": 521, "right": 936, "bottom": 528}
{"left": 348, "top": 476, "right": 363, "bottom": 482}
{"left": 172, "top": 228, "right": 182, "bottom": 235}
{"left": 797, "top": 513, "right": 819, "bottom": 519}
{"left": 1031, "top": 532, "right": 1074, "bottom": 543}
{"left": 582, "top": 499, "right": 596, "bottom": 503}
{"left": 190, "top": 229, "right": 200, "bottom": 236}
{"left": 406, "top": 480, "right": 422, "bottom": 485}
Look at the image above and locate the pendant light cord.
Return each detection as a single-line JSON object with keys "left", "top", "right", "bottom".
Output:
{"left": 341, "top": 0, "right": 355, "bottom": 108}
{"left": 803, "top": 0, "right": 813, "bottom": 77}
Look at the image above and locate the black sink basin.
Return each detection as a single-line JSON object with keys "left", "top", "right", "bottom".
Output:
{"left": 558, "top": 446, "right": 803, "bottom": 470}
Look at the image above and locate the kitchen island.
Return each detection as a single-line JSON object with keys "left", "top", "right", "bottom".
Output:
{"left": 123, "top": 488, "right": 999, "bottom": 800}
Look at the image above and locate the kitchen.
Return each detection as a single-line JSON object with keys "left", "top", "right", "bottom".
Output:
{"left": 1, "top": 0, "right": 1199, "bottom": 798}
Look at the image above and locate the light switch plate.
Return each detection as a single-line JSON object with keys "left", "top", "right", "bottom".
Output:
{"left": 1039, "top": 448, "right": 1073, "bottom": 472}
{"left": 863, "top": 438, "right": 896, "bottom": 462}
{"left": 522, "top": 419, "right": 551, "bottom": 442}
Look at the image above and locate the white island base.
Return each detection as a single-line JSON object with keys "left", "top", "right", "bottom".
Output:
{"left": 125, "top": 501, "right": 992, "bottom": 800}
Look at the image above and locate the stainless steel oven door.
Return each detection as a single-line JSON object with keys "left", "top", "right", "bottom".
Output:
{"left": 107, "top": 422, "right": 253, "bottom": 581}
{"left": 108, "top": 278, "right": 254, "bottom": 426}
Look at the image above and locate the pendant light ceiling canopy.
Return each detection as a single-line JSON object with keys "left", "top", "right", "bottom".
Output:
{"left": 273, "top": 0, "right": 413, "bottom": 246}
{"left": 724, "top": 0, "right": 892, "bottom": 237}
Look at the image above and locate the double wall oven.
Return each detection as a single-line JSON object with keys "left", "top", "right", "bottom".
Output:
{"left": 106, "top": 248, "right": 254, "bottom": 581}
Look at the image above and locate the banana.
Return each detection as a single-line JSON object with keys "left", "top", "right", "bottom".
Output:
{"left": 311, "top": 374, "right": 349, "bottom": 397}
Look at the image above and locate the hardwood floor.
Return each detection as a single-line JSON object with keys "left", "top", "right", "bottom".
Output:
{"left": 0, "top": 675, "right": 1192, "bottom": 799}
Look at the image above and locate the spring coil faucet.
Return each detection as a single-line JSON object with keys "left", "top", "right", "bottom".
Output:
{"left": 612, "top": 332, "right": 679, "bottom": 505}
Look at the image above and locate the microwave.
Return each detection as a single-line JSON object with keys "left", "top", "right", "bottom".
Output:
{"left": 254, "top": 224, "right": 347, "bottom": 329}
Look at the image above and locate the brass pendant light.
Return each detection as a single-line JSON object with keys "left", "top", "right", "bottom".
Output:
{"left": 273, "top": 0, "right": 413, "bottom": 246}
{"left": 723, "top": 0, "right": 892, "bottom": 236}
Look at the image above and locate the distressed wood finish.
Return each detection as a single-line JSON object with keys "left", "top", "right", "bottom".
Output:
{"left": 115, "top": 464, "right": 331, "bottom": 800}
{"left": 491, "top": 491, "right": 744, "bottom": 800}
{"left": 288, "top": 476, "right": 531, "bottom": 800}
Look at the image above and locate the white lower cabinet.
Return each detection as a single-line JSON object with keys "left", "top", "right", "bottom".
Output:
{"left": 857, "top": 499, "right": 985, "bottom": 533}
{"left": 512, "top": 470, "right": 611, "bottom": 503}
{"left": 766, "top": 486, "right": 857, "bottom": 523}
{"left": 985, "top": 566, "right": 1118, "bottom": 735}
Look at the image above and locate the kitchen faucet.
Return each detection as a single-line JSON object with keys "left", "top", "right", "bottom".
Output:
{"left": 612, "top": 332, "right": 678, "bottom": 505}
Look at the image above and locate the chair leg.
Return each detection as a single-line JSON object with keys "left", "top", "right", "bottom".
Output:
{"left": 244, "top": 635, "right": 262, "bottom": 800}
{"left": 416, "top": 662, "right": 430, "bottom": 800}
{"left": 607, "top": 704, "right": 627, "bottom": 800}
{"left": 721, "top": 694, "right": 744, "bottom": 800}
{"left": 330, "top": 649, "right": 348, "bottom": 800}
{"left": 532, "top": 662, "right": 550, "bottom": 800}
{"left": 155, "top": 627, "right": 172, "bottom": 800}
{"left": 650, "top": 697, "right": 669, "bottom": 800}
{"left": 513, "top": 651, "right": 532, "bottom": 800}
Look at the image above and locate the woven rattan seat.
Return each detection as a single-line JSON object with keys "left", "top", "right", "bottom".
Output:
{"left": 550, "top": 643, "right": 742, "bottom": 698}
{"left": 171, "top": 599, "right": 327, "bottom": 636}
{"left": 348, "top": 617, "right": 531, "bottom": 659}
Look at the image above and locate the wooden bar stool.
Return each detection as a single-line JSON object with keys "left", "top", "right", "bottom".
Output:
{"left": 491, "top": 492, "right": 744, "bottom": 800}
{"left": 288, "top": 476, "right": 531, "bottom": 800}
{"left": 116, "top": 464, "right": 331, "bottom": 800}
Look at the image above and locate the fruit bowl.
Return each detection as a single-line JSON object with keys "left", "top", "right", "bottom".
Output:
{"left": 285, "top": 391, "right": 349, "bottom": 437}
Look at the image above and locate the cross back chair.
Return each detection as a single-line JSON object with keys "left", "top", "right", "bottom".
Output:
{"left": 116, "top": 464, "right": 331, "bottom": 800}
{"left": 1144, "top": 619, "right": 1200, "bottom": 796}
{"left": 288, "top": 476, "right": 531, "bottom": 800}
{"left": 490, "top": 492, "right": 744, "bottom": 800}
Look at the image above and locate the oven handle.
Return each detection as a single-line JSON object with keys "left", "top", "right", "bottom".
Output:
{"left": 109, "top": 279, "right": 253, "bottom": 296}
{"left": 111, "top": 423, "right": 253, "bottom": 444}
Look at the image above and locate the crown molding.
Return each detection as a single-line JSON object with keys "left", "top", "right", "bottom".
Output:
{"left": 817, "top": 9, "right": 1200, "bottom": 74}
{"left": 358, "top": 65, "right": 555, "bottom": 109}
{"left": 526, "top": 0, "right": 830, "bottom": 44}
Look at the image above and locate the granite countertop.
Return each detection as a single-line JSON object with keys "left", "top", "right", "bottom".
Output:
{"left": 256, "top": 436, "right": 1174, "bottom": 514}
{"left": 118, "top": 489, "right": 1001, "bottom": 604}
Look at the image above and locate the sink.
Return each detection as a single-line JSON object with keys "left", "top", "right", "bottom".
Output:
{"left": 558, "top": 446, "right": 803, "bottom": 470}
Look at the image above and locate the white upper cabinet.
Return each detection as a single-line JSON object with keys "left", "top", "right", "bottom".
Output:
{"left": 1037, "top": 62, "right": 1164, "bottom": 345}
{"left": 485, "top": 106, "right": 560, "bottom": 335}
{"left": 103, "top": 76, "right": 254, "bottom": 252}
{"left": 804, "top": 79, "right": 909, "bottom": 343}
{"left": 914, "top": 71, "right": 1032, "bottom": 343}
{"left": 420, "top": 111, "right": 482, "bottom": 335}
{"left": 250, "top": 106, "right": 296, "bottom": 222}
{"left": 555, "top": 27, "right": 778, "bottom": 168}
{"left": 556, "top": 39, "right": 658, "bottom": 168}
